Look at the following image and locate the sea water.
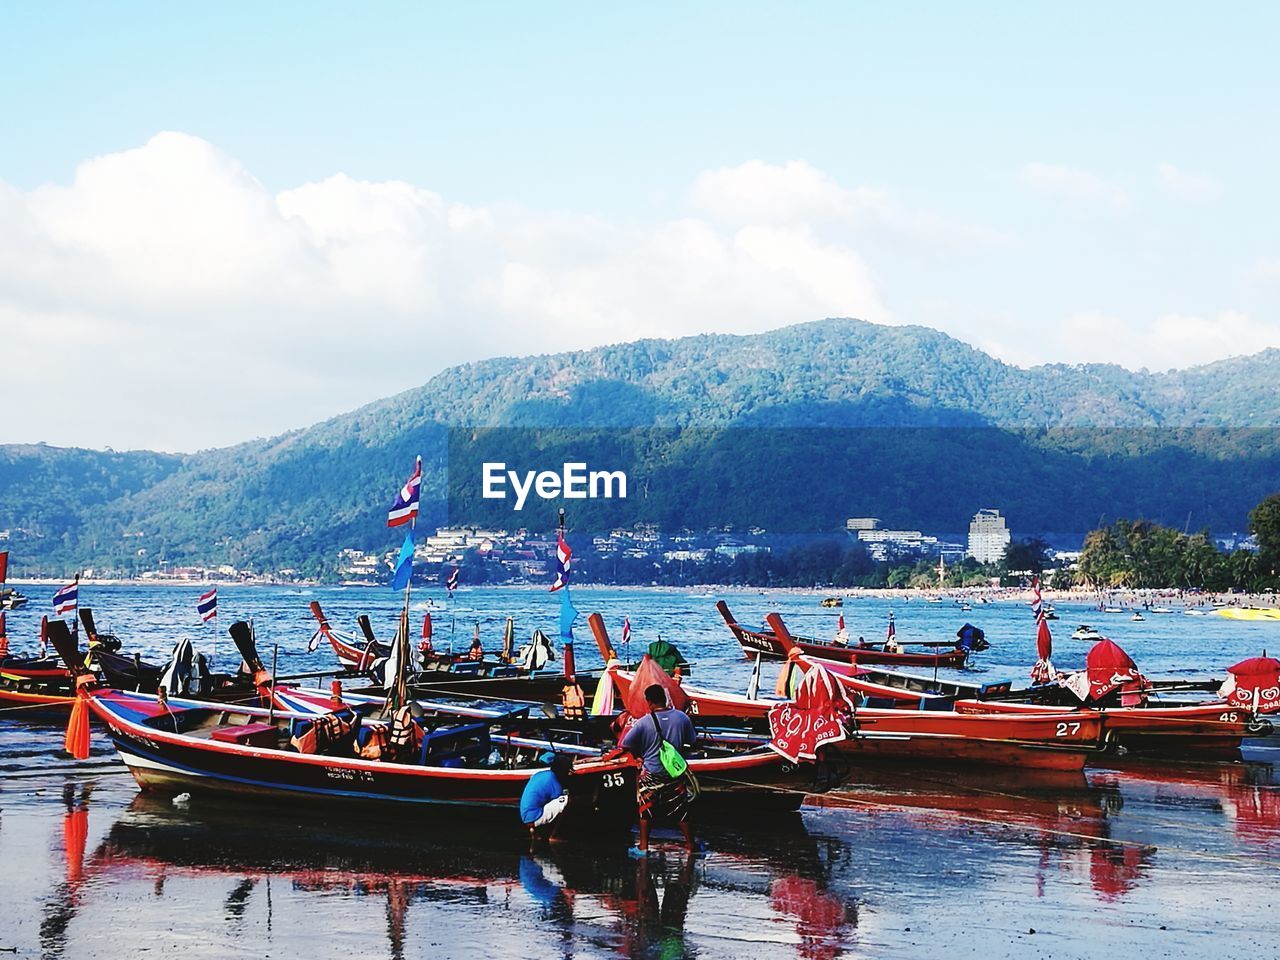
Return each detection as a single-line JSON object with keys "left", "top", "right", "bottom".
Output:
{"left": 1, "top": 584, "right": 1277, "bottom": 958}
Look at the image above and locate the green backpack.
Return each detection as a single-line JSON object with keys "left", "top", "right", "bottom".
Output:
{"left": 652, "top": 711, "right": 688, "bottom": 778}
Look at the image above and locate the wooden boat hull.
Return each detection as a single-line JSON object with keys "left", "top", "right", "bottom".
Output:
{"left": 273, "top": 685, "right": 821, "bottom": 809}
{"left": 831, "top": 733, "right": 1089, "bottom": 771}
{"left": 954, "top": 699, "right": 1267, "bottom": 758}
{"left": 90, "top": 690, "right": 638, "bottom": 818}
{"left": 609, "top": 668, "right": 1103, "bottom": 771}
{"left": 0, "top": 665, "right": 75, "bottom": 715}
{"left": 719, "top": 601, "right": 970, "bottom": 668}
{"left": 90, "top": 688, "right": 809, "bottom": 822}
{"left": 0, "top": 655, "right": 69, "bottom": 680}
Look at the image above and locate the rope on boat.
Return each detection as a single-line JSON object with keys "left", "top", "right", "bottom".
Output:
{"left": 0, "top": 699, "right": 75, "bottom": 714}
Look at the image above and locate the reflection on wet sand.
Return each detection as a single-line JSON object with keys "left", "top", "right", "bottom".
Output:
{"left": 8, "top": 743, "right": 1279, "bottom": 958}
{"left": 70, "top": 795, "right": 859, "bottom": 959}
{"left": 811, "top": 757, "right": 1278, "bottom": 906}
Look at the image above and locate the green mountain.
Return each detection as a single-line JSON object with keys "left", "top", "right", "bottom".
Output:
{"left": 4, "top": 318, "right": 1280, "bottom": 577}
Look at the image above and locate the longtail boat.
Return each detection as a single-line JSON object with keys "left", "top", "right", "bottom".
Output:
{"left": 1, "top": 610, "right": 272, "bottom": 718}
{"left": 268, "top": 684, "right": 840, "bottom": 808}
{"left": 717, "top": 600, "right": 982, "bottom": 668}
{"left": 602, "top": 663, "right": 1101, "bottom": 771}
{"left": 769, "top": 612, "right": 1275, "bottom": 759}
{"left": 310, "top": 601, "right": 600, "bottom": 702}
{"left": 49, "top": 620, "right": 817, "bottom": 817}
{"left": 588, "top": 615, "right": 1102, "bottom": 771}
{"left": 0, "top": 615, "right": 76, "bottom": 715}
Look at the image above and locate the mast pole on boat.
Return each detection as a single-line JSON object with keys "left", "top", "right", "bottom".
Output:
{"left": 384, "top": 456, "right": 420, "bottom": 715}
{"left": 391, "top": 498, "right": 416, "bottom": 712}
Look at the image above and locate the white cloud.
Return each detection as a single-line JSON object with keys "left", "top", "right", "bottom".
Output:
{"left": 6, "top": 137, "right": 1264, "bottom": 452}
{"left": 997, "top": 309, "right": 1280, "bottom": 372}
{"left": 1, "top": 137, "right": 907, "bottom": 451}
{"left": 691, "top": 159, "right": 1012, "bottom": 248}
{"left": 1249, "top": 258, "right": 1280, "bottom": 283}
{"left": 1155, "top": 163, "right": 1220, "bottom": 201}
{"left": 1019, "top": 162, "right": 1129, "bottom": 211}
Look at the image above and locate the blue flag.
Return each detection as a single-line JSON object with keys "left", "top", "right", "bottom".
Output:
{"left": 558, "top": 585, "right": 578, "bottom": 643}
{"left": 391, "top": 534, "right": 415, "bottom": 591}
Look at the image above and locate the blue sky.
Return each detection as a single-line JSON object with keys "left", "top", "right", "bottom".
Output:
{"left": 2, "top": 3, "right": 1278, "bottom": 450}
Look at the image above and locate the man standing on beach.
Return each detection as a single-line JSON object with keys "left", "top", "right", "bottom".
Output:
{"left": 621, "top": 683, "right": 698, "bottom": 857}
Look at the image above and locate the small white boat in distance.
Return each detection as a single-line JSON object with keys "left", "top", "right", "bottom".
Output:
{"left": 1071, "top": 624, "right": 1105, "bottom": 641}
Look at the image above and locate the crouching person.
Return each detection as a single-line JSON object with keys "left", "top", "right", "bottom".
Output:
{"left": 520, "top": 752, "right": 575, "bottom": 845}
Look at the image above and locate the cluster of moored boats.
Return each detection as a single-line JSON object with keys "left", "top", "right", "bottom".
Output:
{"left": 2, "top": 583, "right": 1277, "bottom": 846}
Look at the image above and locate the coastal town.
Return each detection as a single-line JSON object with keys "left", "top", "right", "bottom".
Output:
{"left": 30, "top": 507, "right": 1259, "bottom": 594}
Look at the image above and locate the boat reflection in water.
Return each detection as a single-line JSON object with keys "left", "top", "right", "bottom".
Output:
{"left": 66, "top": 794, "right": 858, "bottom": 959}
{"left": 809, "top": 756, "right": 1278, "bottom": 909}
{"left": 26, "top": 752, "right": 1280, "bottom": 958}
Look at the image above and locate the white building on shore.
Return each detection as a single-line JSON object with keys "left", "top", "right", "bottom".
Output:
{"left": 967, "top": 509, "right": 1011, "bottom": 564}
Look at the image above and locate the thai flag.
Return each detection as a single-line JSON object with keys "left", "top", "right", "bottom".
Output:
{"left": 53, "top": 580, "right": 78, "bottom": 617}
{"left": 549, "top": 532, "right": 571, "bottom": 592}
{"left": 1030, "top": 576, "right": 1043, "bottom": 621}
{"left": 446, "top": 566, "right": 459, "bottom": 593}
{"left": 197, "top": 588, "right": 217, "bottom": 622}
{"left": 886, "top": 612, "right": 895, "bottom": 642}
{"left": 621, "top": 616, "right": 631, "bottom": 646}
{"left": 387, "top": 457, "right": 422, "bottom": 528}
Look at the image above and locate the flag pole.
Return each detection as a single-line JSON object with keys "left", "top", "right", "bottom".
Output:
{"left": 393, "top": 488, "right": 416, "bottom": 713}
{"left": 384, "top": 455, "right": 420, "bottom": 716}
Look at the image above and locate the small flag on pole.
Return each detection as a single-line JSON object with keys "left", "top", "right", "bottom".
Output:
{"left": 1030, "top": 576, "right": 1043, "bottom": 621}
{"left": 53, "top": 578, "right": 78, "bottom": 617}
{"left": 621, "top": 616, "right": 631, "bottom": 646}
{"left": 549, "top": 532, "right": 572, "bottom": 592}
{"left": 446, "top": 566, "right": 459, "bottom": 593}
{"left": 197, "top": 588, "right": 218, "bottom": 623}
{"left": 886, "top": 612, "right": 895, "bottom": 642}
{"left": 387, "top": 456, "right": 422, "bottom": 528}
{"left": 559, "top": 586, "right": 580, "bottom": 673}
{"left": 391, "top": 534, "right": 415, "bottom": 591}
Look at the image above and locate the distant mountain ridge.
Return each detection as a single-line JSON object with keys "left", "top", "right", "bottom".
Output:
{"left": 4, "top": 318, "right": 1280, "bottom": 576}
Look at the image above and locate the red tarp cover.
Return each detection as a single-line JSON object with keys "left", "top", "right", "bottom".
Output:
{"left": 768, "top": 664, "right": 854, "bottom": 763}
{"left": 1220, "top": 655, "right": 1280, "bottom": 713}
{"left": 622, "top": 655, "right": 691, "bottom": 717}
{"left": 1062, "top": 638, "right": 1146, "bottom": 703}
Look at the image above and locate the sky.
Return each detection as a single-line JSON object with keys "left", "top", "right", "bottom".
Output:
{"left": 2, "top": 2, "right": 1278, "bottom": 452}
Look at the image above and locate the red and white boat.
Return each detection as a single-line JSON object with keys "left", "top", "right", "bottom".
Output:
{"left": 769, "top": 610, "right": 1276, "bottom": 759}
{"left": 589, "top": 615, "right": 1103, "bottom": 771}
{"left": 717, "top": 601, "right": 981, "bottom": 668}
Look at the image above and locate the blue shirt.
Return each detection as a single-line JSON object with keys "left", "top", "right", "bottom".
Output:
{"left": 621, "top": 708, "right": 696, "bottom": 775}
{"left": 519, "top": 769, "right": 565, "bottom": 824}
